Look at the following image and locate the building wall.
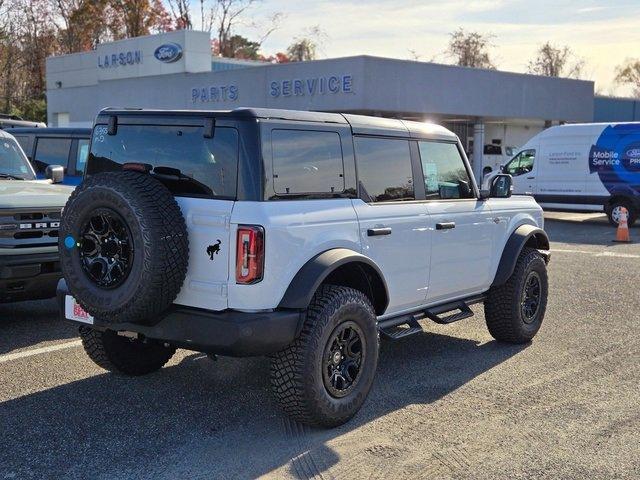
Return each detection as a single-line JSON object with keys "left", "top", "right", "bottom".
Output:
{"left": 47, "top": 54, "right": 595, "bottom": 128}
{"left": 594, "top": 96, "right": 640, "bottom": 122}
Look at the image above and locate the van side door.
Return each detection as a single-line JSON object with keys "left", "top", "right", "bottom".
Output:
{"left": 351, "top": 136, "right": 431, "bottom": 315}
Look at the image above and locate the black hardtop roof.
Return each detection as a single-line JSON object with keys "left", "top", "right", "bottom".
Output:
{"left": 97, "top": 107, "right": 457, "bottom": 141}
{"left": 9, "top": 127, "right": 91, "bottom": 136}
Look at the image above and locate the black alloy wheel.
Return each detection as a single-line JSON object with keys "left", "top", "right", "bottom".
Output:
{"left": 79, "top": 208, "right": 133, "bottom": 289}
{"left": 322, "top": 322, "right": 366, "bottom": 398}
{"left": 521, "top": 271, "right": 541, "bottom": 324}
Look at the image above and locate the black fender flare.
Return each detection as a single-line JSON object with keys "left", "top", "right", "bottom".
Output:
{"left": 278, "top": 248, "right": 389, "bottom": 314}
{"left": 491, "top": 224, "right": 550, "bottom": 287}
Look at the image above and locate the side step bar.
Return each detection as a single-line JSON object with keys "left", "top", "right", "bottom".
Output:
{"left": 378, "top": 295, "right": 485, "bottom": 340}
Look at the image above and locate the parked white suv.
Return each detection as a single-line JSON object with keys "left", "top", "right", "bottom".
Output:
{"left": 58, "top": 108, "right": 550, "bottom": 427}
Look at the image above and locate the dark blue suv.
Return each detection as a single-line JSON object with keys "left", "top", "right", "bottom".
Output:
{"left": 11, "top": 128, "right": 91, "bottom": 186}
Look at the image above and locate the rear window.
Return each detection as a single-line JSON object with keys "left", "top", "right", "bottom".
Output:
{"left": 271, "top": 129, "right": 344, "bottom": 195}
{"left": 354, "top": 137, "right": 414, "bottom": 202}
{"left": 88, "top": 124, "right": 239, "bottom": 199}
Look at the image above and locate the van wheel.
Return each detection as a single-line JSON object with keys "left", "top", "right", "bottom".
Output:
{"left": 79, "top": 326, "right": 176, "bottom": 376}
{"left": 484, "top": 248, "right": 548, "bottom": 344}
{"left": 270, "top": 285, "right": 379, "bottom": 427}
{"left": 606, "top": 200, "right": 637, "bottom": 227}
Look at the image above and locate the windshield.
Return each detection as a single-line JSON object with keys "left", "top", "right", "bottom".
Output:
{"left": 87, "top": 124, "right": 239, "bottom": 199}
{"left": 0, "top": 138, "right": 35, "bottom": 180}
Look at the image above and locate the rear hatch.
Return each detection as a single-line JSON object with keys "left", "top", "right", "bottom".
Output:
{"left": 87, "top": 115, "right": 240, "bottom": 310}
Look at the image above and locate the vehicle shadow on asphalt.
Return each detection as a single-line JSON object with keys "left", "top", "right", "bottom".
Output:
{"left": 0, "top": 299, "right": 77, "bottom": 355}
{"left": 0, "top": 330, "right": 526, "bottom": 479}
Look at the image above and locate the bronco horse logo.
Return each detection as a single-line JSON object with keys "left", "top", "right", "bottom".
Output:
{"left": 206, "top": 239, "right": 222, "bottom": 260}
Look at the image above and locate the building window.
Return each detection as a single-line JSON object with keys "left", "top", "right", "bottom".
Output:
{"left": 271, "top": 129, "right": 345, "bottom": 195}
{"left": 354, "top": 137, "right": 414, "bottom": 202}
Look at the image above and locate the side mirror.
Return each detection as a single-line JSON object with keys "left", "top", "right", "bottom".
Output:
{"left": 480, "top": 173, "right": 512, "bottom": 199}
{"left": 499, "top": 164, "right": 505, "bottom": 173}
{"left": 458, "top": 179, "right": 472, "bottom": 198}
{"left": 45, "top": 165, "right": 64, "bottom": 184}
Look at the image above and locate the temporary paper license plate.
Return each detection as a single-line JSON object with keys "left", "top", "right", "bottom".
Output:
{"left": 64, "top": 295, "right": 94, "bottom": 324}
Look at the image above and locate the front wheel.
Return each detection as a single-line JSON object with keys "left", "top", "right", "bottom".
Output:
{"left": 80, "top": 326, "right": 176, "bottom": 376}
{"left": 270, "top": 285, "right": 379, "bottom": 427}
{"left": 484, "top": 248, "right": 548, "bottom": 344}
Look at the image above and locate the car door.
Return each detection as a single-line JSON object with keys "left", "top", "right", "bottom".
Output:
{"left": 351, "top": 136, "right": 431, "bottom": 315}
{"left": 504, "top": 149, "right": 537, "bottom": 195}
{"left": 417, "top": 140, "right": 496, "bottom": 304}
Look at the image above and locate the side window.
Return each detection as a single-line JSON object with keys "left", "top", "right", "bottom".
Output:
{"left": 271, "top": 129, "right": 344, "bottom": 195}
{"left": 34, "top": 137, "right": 71, "bottom": 173}
{"left": 418, "top": 141, "right": 473, "bottom": 199}
{"left": 354, "top": 137, "right": 414, "bottom": 202}
{"left": 505, "top": 150, "right": 535, "bottom": 176}
{"left": 75, "top": 139, "right": 90, "bottom": 174}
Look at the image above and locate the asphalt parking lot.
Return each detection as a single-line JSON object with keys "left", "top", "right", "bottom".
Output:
{"left": 1, "top": 212, "right": 639, "bottom": 480}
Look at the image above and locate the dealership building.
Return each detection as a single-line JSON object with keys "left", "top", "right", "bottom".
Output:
{"left": 46, "top": 30, "right": 596, "bottom": 178}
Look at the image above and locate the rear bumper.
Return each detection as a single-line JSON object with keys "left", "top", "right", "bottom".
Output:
{"left": 57, "top": 280, "right": 303, "bottom": 357}
{"left": 0, "top": 251, "right": 61, "bottom": 302}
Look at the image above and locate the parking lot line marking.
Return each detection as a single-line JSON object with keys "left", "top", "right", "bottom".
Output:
{"left": 553, "top": 248, "right": 640, "bottom": 259}
{"left": 0, "top": 340, "right": 82, "bottom": 364}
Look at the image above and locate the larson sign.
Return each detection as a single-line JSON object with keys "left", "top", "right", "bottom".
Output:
{"left": 98, "top": 50, "right": 142, "bottom": 69}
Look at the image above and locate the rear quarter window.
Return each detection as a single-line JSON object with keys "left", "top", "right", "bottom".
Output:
{"left": 271, "top": 129, "right": 345, "bottom": 195}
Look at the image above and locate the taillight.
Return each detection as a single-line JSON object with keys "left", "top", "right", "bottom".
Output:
{"left": 235, "top": 225, "right": 264, "bottom": 284}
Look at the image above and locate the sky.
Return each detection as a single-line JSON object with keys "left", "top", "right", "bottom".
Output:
{"left": 190, "top": 0, "right": 640, "bottom": 97}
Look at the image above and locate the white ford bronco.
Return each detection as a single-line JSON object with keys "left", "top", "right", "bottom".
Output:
{"left": 58, "top": 108, "right": 550, "bottom": 427}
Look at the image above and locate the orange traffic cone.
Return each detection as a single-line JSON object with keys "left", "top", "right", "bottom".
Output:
{"left": 613, "top": 207, "right": 632, "bottom": 243}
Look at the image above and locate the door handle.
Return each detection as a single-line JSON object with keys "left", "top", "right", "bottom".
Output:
{"left": 436, "top": 222, "right": 455, "bottom": 230}
{"left": 527, "top": 176, "right": 535, "bottom": 179}
{"left": 367, "top": 227, "right": 392, "bottom": 236}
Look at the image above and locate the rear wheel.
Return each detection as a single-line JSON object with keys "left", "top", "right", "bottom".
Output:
{"left": 606, "top": 199, "right": 637, "bottom": 227}
{"left": 484, "top": 248, "right": 548, "bottom": 343}
{"left": 270, "top": 285, "right": 379, "bottom": 427}
{"left": 80, "top": 326, "right": 176, "bottom": 376}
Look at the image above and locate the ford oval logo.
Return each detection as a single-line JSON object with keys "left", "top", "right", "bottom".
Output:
{"left": 154, "top": 43, "right": 182, "bottom": 63}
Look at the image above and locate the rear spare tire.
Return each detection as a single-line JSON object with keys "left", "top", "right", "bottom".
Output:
{"left": 59, "top": 171, "right": 188, "bottom": 324}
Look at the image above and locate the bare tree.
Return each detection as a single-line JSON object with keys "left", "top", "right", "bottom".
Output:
{"left": 527, "top": 42, "right": 584, "bottom": 79}
{"left": 615, "top": 59, "right": 640, "bottom": 98}
{"left": 286, "top": 26, "right": 325, "bottom": 62}
{"left": 167, "top": 0, "right": 192, "bottom": 29}
{"left": 446, "top": 28, "right": 495, "bottom": 69}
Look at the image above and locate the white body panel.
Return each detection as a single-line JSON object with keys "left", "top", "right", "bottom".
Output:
{"left": 351, "top": 199, "right": 430, "bottom": 314}
{"left": 174, "top": 197, "right": 233, "bottom": 311}
{"left": 227, "top": 200, "right": 360, "bottom": 311}
{"left": 206, "top": 195, "right": 543, "bottom": 315}
{"left": 425, "top": 200, "right": 495, "bottom": 303}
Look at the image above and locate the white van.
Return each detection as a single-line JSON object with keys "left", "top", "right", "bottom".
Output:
{"left": 504, "top": 122, "right": 640, "bottom": 226}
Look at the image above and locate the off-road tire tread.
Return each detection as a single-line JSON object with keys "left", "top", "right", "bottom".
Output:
{"left": 270, "top": 285, "right": 378, "bottom": 427}
{"left": 484, "top": 247, "right": 547, "bottom": 343}
{"left": 60, "top": 171, "right": 188, "bottom": 324}
{"left": 80, "top": 326, "right": 175, "bottom": 376}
